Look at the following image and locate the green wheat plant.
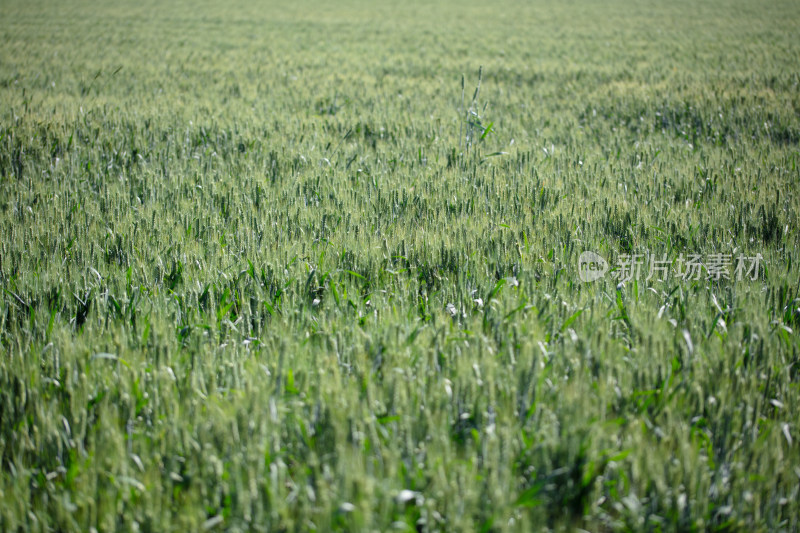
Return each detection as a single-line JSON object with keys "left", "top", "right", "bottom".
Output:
{"left": 459, "top": 66, "right": 494, "bottom": 154}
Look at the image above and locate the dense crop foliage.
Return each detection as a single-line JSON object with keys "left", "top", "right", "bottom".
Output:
{"left": 1, "top": 0, "right": 799, "bottom": 530}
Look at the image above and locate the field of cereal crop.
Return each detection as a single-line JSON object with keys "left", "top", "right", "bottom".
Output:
{"left": 1, "top": 0, "right": 799, "bottom": 530}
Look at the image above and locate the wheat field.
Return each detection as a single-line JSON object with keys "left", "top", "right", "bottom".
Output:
{"left": 1, "top": 0, "right": 799, "bottom": 531}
